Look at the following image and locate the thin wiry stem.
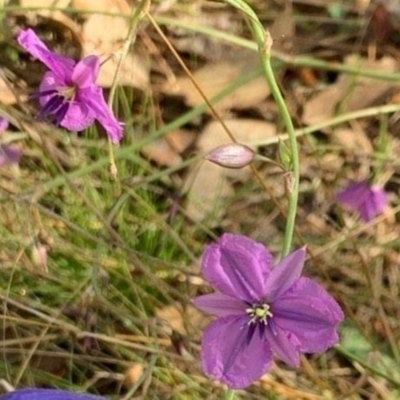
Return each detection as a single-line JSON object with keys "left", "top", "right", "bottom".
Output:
{"left": 224, "top": 0, "right": 299, "bottom": 257}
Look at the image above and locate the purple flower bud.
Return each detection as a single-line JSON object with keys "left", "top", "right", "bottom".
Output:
{"left": 0, "top": 116, "right": 21, "bottom": 166}
{"left": 0, "top": 388, "right": 106, "bottom": 400}
{"left": 336, "top": 180, "right": 388, "bottom": 222}
{"left": 205, "top": 143, "right": 254, "bottom": 169}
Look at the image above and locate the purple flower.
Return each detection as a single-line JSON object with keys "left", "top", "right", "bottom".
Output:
{"left": 193, "top": 233, "right": 344, "bottom": 389}
{"left": 336, "top": 180, "right": 388, "bottom": 222}
{"left": 0, "top": 117, "right": 21, "bottom": 166}
{"left": 17, "top": 29, "right": 123, "bottom": 144}
{"left": 0, "top": 389, "right": 106, "bottom": 400}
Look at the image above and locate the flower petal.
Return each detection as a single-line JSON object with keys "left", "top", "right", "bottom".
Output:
{"left": 81, "top": 86, "right": 123, "bottom": 143}
{"left": 358, "top": 185, "right": 387, "bottom": 222}
{"left": 264, "top": 247, "right": 306, "bottom": 302}
{"left": 201, "top": 316, "right": 272, "bottom": 389}
{"left": 193, "top": 292, "right": 246, "bottom": 317}
{"left": 0, "top": 144, "right": 21, "bottom": 165}
{"left": 72, "top": 56, "right": 100, "bottom": 88}
{"left": 265, "top": 320, "right": 300, "bottom": 366}
{"left": 38, "top": 71, "right": 63, "bottom": 107}
{"left": 0, "top": 116, "right": 9, "bottom": 133}
{"left": 0, "top": 388, "right": 105, "bottom": 399}
{"left": 272, "top": 277, "right": 344, "bottom": 353}
{"left": 59, "top": 98, "right": 95, "bottom": 132}
{"left": 336, "top": 180, "right": 368, "bottom": 209}
{"left": 17, "top": 29, "right": 74, "bottom": 81}
{"left": 202, "top": 233, "right": 273, "bottom": 302}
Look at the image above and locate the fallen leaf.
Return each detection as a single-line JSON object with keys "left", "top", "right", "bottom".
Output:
{"left": 0, "top": 75, "right": 26, "bottom": 105}
{"left": 166, "top": 50, "right": 270, "bottom": 113}
{"left": 303, "top": 55, "right": 398, "bottom": 125}
{"left": 333, "top": 127, "right": 373, "bottom": 153}
{"left": 19, "top": 0, "right": 71, "bottom": 8}
{"left": 165, "top": 128, "right": 196, "bottom": 153}
{"left": 80, "top": 0, "right": 149, "bottom": 89}
{"left": 141, "top": 137, "right": 182, "bottom": 167}
{"left": 155, "top": 302, "right": 205, "bottom": 335}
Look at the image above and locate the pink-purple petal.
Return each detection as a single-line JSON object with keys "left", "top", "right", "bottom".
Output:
{"left": 72, "top": 56, "right": 100, "bottom": 88}
{"left": 201, "top": 316, "right": 272, "bottom": 389}
{"left": 273, "top": 278, "right": 343, "bottom": 353}
{"left": 193, "top": 292, "right": 246, "bottom": 317}
{"left": 336, "top": 180, "right": 387, "bottom": 222}
{"left": 265, "top": 322, "right": 300, "bottom": 366}
{"left": 336, "top": 180, "right": 368, "bottom": 209}
{"left": 60, "top": 98, "right": 95, "bottom": 132}
{"left": 38, "top": 72, "right": 64, "bottom": 106}
{"left": 0, "top": 388, "right": 105, "bottom": 400}
{"left": 202, "top": 233, "right": 273, "bottom": 302}
{"left": 264, "top": 247, "right": 306, "bottom": 302}
{"left": 358, "top": 185, "right": 387, "bottom": 222}
{"left": 17, "top": 29, "right": 74, "bottom": 80}
{"left": 82, "top": 86, "right": 123, "bottom": 143}
{"left": 0, "top": 145, "right": 21, "bottom": 165}
{"left": 0, "top": 116, "right": 9, "bottom": 132}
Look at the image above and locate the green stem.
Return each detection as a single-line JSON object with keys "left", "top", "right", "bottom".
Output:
{"left": 225, "top": 388, "right": 236, "bottom": 400}
{"left": 225, "top": 0, "right": 299, "bottom": 257}
{"left": 106, "top": 0, "right": 149, "bottom": 175}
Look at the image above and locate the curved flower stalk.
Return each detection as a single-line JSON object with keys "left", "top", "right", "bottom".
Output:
{"left": 336, "top": 180, "right": 388, "bottom": 222}
{"left": 17, "top": 29, "right": 123, "bottom": 144}
{"left": 0, "top": 388, "right": 106, "bottom": 399}
{"left": 0, "top": 117, "right": 21, "bottom": 166}
{"left": 193, "top": 233, "right": 344, "bottom": 389}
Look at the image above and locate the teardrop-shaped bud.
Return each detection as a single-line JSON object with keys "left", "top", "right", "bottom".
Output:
{"left": 205, "top": 143, "right": 255, "bottom": 169}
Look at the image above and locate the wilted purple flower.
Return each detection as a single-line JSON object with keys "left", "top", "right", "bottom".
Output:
{"left": 205, "top": 143, "right": 255, "bottom": 169}
{"left": 0, "top": 388, "right": 106, "bottom": 400}
{"left": 17, "top": 29, "right": 123, "bottom": 143}
{"left": 193, "top": 233, "right": 344, "bottom": 389}
{"left": 336, "top": 180, "right": 388, "bottom": 222}
{"left": 0, "top": 117, "right": 21, "bottom": 166}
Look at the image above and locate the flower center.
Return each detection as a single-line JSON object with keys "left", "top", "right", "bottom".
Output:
{"left": 58, "top": 85, "right": 76, "bottom": 101}
{"left": 34, "top": 84, "right": 78, "bottom": 126}
{"left": 246, "top": 302, "right": 273, "bottom": 325}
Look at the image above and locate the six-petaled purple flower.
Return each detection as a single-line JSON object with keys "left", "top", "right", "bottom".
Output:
{"left": 17, "top": 29, "right": 123, "bottom": 143}
{"left": 193, "top": 233, "right": 344, "bottom": 389}
{"left": 0, "top": 388, "right": 106, "bottom": 400}
{"left": 0, "top": 117, "right": 21, "bottom": 166}
{"left": 336, "top": 180, "right": 388, "bottom": 222}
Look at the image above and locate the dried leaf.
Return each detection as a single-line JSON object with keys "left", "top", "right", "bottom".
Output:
{"left": 303, "top": 55, "right": 398, "bottom": 125}
{"left": 165, "top": 129, "right": 196, "bottom": 153}
{"left": 80, "top": 0, "right": 149, "bottom": 89}
{"left": 19, "top": 0, "right": 71, "bottom": 8}
{"left": 167, "top": 51, "right": 270, "bottom": 113}
{"left": 155, "top": 302, "right": 205, "bottom": 335}
{"left": 141, "top": 137, "right": 182, "bottom": 167}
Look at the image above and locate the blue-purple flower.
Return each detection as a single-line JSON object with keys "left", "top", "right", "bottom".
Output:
{"left": 0, "top": 388, "right": 106, "bottom": 400}
{"left": 0, "top": 117, "right": 21, "bottom": 166}
{"left": 336, "top": 180, "right": 388, "bottom": 222}
{"left": 17, "top": 29, "right": 123, "bottom": 144}
{"left": 193, "top": 233, "right": 344, "bottom": 389}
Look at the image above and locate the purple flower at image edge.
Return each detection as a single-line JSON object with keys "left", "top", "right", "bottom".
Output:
{"left": 0, "top": 117, "right": 21, "bottom": 166}
{"left": 193, "top": 233, "right": 344, "bottom": 389}
{"left": 336, "top": 180, "right": 388, "bottom": 222}
{"left": 0, "top": 388, "right": 106, "bottom": 400}
{"left": 16, "top": 29, "right": 123, "bottom": 144}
